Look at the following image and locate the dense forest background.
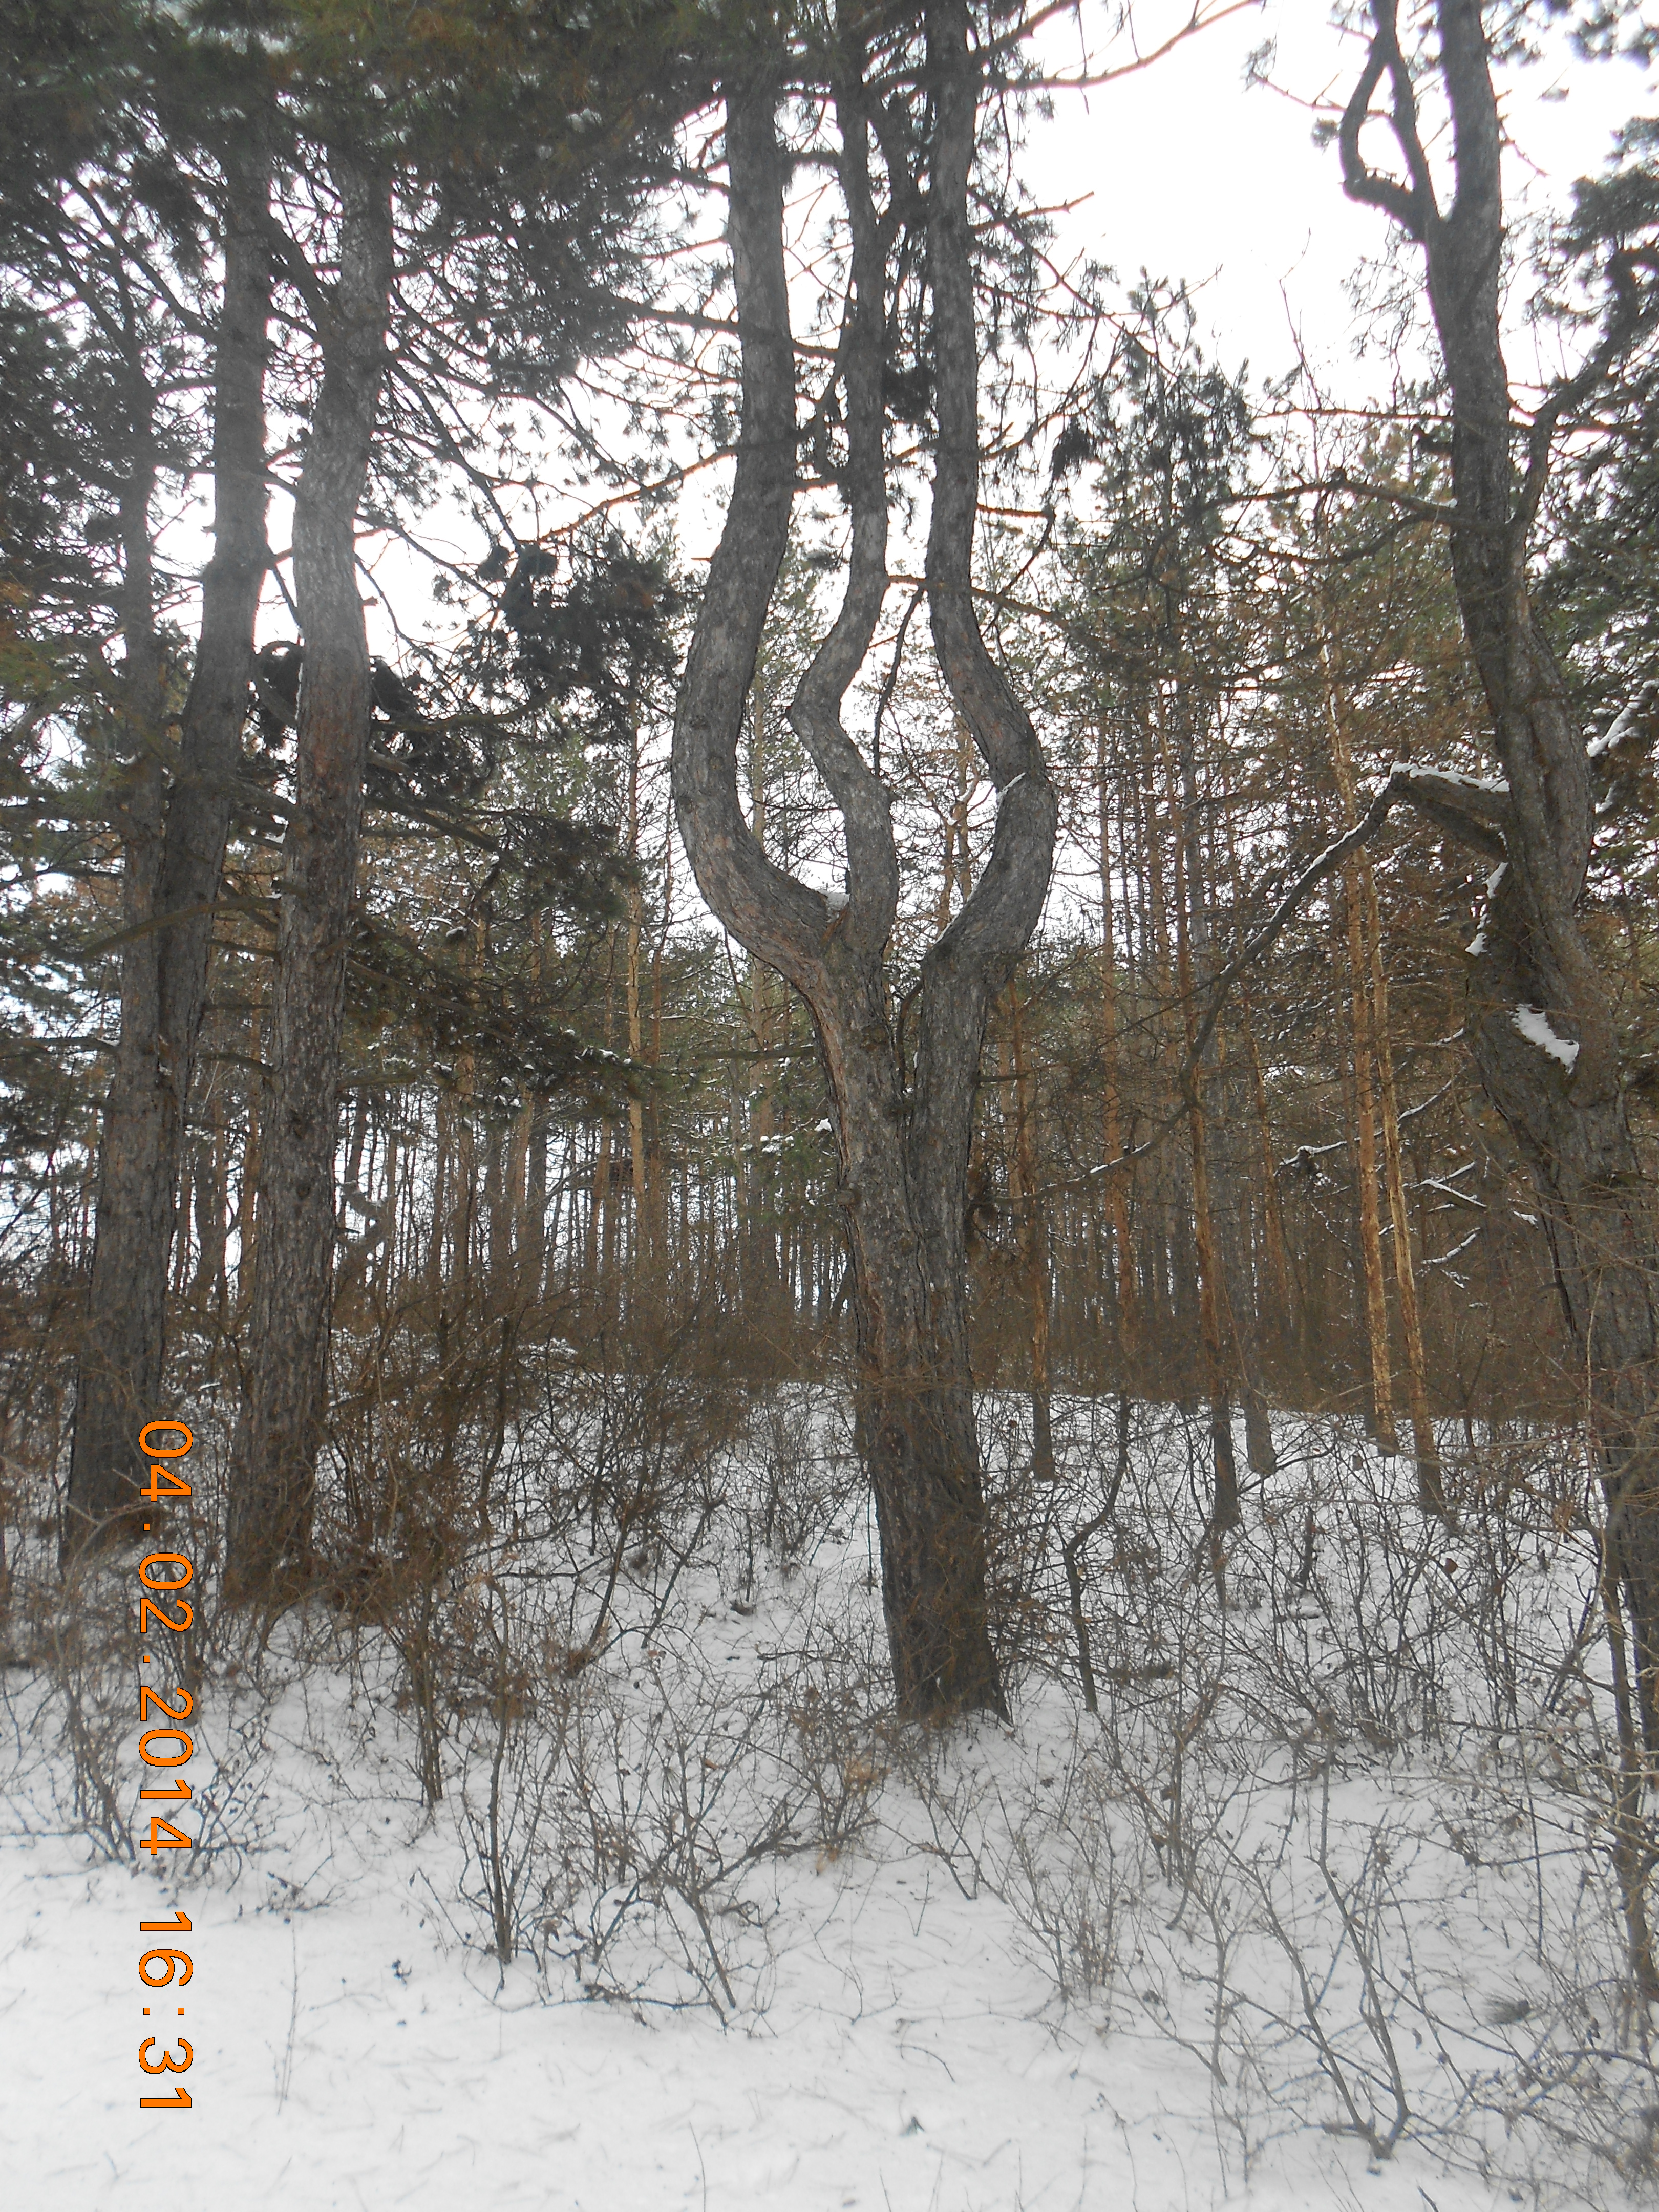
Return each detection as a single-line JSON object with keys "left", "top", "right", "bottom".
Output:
{"left": 4, "top": 1, "right": 1659, "bottom": 2203}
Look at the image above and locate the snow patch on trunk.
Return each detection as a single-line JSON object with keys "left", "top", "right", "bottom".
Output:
{"left": 1513, "top": 1003, "right": 1580, "bottom": 1070}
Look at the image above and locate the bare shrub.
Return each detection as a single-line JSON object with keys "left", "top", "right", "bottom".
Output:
{"left": 24, "top": 1561, "right": 139, "bottom": 1861}
{"left": 973, "top": 1403, "right": 1658, "bottom": 2205}
{"left": 761, "top": 1595, "right": 890, "bottom": 1857}
{"left": 453, "top": 1591, "right": 887, "bottom": 2015}
{"left": 1240, "top": 1777, "right": 1413, "bottom": 2163}
{"left": 995, "top": 1760, "right": 1122, "bottom": 2004}
{"left": 729, "top": 1385, "right": 859, "bottom": 1606}
{"left": 522, "top": 1326, "right": 747, "bottom": 1654}
{"left": 2, "top": 1519, "right": 275, "bottom": 1887}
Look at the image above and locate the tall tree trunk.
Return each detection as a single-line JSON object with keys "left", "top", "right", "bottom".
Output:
{"left": 1341, "top": 864, "right": 1399, "bottom": 1452}
{"left": 1201, "top": 749, "right": 1279, "bottom": 1481}
{"left": 1139, "top": 715, "right": 1196, "bottom": 1370}
{"left": 68, "top": 377, "right": 165, "bottom": 1554}
{"left": 225, "top": 158, "right": 393, "bottom": 1598}
{"left": 1176, "top": 859, "right": 1239, "bottom": 1536}
{"left": 1095, "top": 722, "right": 1140, "bottom": 1367}
{"left": 1161, "top": 710, "right": 1239, "bottom": 1534}
{"left": 190, "top": 1084, "right": 230, "bottom": 1320}
{"left": 1343, "top": 0, "right": 1659, "bottom": 1715}
{"left": 520, "top": 922, "right": 553, "bottom": 1298}
{"left": 741, "top": 667, "right": 788, "bottom": 1335}
{"left": 65, "top": 150, "right": 272, "bottom": 1555}
{"left": 1216, "top": 802, "right": 1296, "bottom": 1380}
{"left": 670, "top": 24, "right": 1055, "bottom": 1716}
{"left": 1323, "top": 602, "right": 1444, "bottom": 1509}
{"left": 624, "top": 731, "right": 650, "bottom": 1254}
{"left": 1007, "top": 979, "right": 1055, "bottom": 1487}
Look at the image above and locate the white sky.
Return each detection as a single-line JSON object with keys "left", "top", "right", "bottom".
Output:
{"left": 1020, "top": 0, "right": 1657, "bottom": 403}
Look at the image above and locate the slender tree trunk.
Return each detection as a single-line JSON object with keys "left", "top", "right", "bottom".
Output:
{"left": 225, "top": 158, "right": 392, "bottom": 1598}
{"left": 65, "top": 150, "right": 272, "bottom": 1555}
{"left": 1095, "top": 723, "right": 1140, "bottom": 1367}
{"left": 520, "top": 922, "right": 553, "bottom": 1299}
{"left": 483, "top": 1119, "right": 509, "bottom": 1305}
{"left": 742, "top": 673, "right": 783, "bottom": 1327}
{"left": 1162, "top": 714, "right": 1239, "bottom": 1535}
{"left": 190, "top": 1085, "right": 229, "bottom": 1318}
{"left": 427, "top": 1095, "right": 451, "bottom": 1314}
{"left": 625, "top": 734, "right": 649, "bottom": 1245}
{"left": 1140, "top": 717, "right": 1195, "bottom": 1368}
{"left": 235, "top": 1000, "right": 263, "bottom": 1318}
{"left": 1322, "top": 620, "right": 1403, "bottom": 1457}
{"left": 1204, "top": 756, "right": 1278, "bottom": 1479}
{"left": 648, "top": 831, "right": 671, "bottom": 1273}
{"left": 1007, "top": 979, "right": 1055, "bottom": 1486}
{"left": 1216, "top": 805, "right": 1296, "bottom": 1369}
{"left": 1372, "top": 949, "right": 1445, "bottom": 1510}
{"left": 1343, "top": 867, "right": 1399, "bottom": 1451}
{"left": 1324, "top": 606, "right": 1444, "bottom": 1507}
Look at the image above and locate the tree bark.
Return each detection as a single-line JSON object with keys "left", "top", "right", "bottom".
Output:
{"left": 670, "top": 18, "right": 1055, "bottom": 1718}
{"left": 1007, "top": 979, "right": 1055, "bottom": 1488}
{"left": 1160, "top": 706, "right": 1240, "bottom": 1534}
{"left": 225, "top": 157, "right": 393, "bottom": 1598}
{"left": 66, "top": 152, "right": 272, "bottom": 1554}
{"left": 64, "top": 393, "right": 165, "bottom": 1554}
{"left": 1095, "top": 723, "right": 1140, "bottom": 1365}
{"left": 1343, "top": 0, "right": 1659, "bottom": 1717}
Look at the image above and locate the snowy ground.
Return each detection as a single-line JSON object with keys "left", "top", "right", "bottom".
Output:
{"left": 3, "top": 1397, "right": 1650, "bottom": 2211}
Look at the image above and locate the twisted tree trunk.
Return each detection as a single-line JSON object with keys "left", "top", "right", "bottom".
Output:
{"left": 65, "top": 147, "right": 272, "bottom": 1557}
{"left": 671, "top": 12, "right": 1055, "bottom": 1717}
{"left": 1342, "top": 0, "right": 1659, "bottom": 1725}
{"left": 225, "top": 157, "right": 393, "bottom": 1599}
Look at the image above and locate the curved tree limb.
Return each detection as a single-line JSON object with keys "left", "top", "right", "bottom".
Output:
{"left": 918, "top": 0, "right": 1057, "bottom": 1014}
{"left": 784, "top": 51, "right": 900, "bottom": 961}
{"left": 1337, "top": 0, "right": 1433, "bottom": 242}
{"left": 670, "top": 74, "right": 827, "bottom": 995}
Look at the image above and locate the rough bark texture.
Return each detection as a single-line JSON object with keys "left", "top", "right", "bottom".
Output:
{"left": 225, "top": 159, "right": 393, "bottom": 1599}
{"left": 1343, "top": 0, "right": 1659, "bottom": 1721}
{"left": 671, "top": 14, "right": 1055, "bottom": 1717}
{"left": 65, "top": 150, "right": 272, "bottom": 1557}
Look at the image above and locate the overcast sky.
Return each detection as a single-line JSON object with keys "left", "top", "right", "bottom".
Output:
{"left": 1019, "top": 0, "right": 1657, "bottom": 404}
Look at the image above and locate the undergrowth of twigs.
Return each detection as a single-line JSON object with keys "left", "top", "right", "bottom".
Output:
{"left": 2, "top": 1379, "right": 1655, "bottom": 2206}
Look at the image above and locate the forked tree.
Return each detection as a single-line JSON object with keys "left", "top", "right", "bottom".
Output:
{"left": 673, "top": 1, "right": 1057, "bottom": 1719}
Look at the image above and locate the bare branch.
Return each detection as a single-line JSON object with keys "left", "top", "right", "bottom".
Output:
{"left": 1337, "top": 2, "right": 1432, "bottom": 242}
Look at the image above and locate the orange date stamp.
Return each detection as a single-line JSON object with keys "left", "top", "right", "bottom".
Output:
{"left": 133, "top": 1418, "right": 196, "bottom": 2109}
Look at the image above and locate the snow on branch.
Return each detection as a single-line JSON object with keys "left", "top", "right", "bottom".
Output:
{"left": 1587, "top": 678, "right": 1657, "bottom": 761}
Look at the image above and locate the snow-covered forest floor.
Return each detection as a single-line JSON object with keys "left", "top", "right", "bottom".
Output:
{"left": 4, "top": 1389, "right": 1655, "bottom": 2210}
